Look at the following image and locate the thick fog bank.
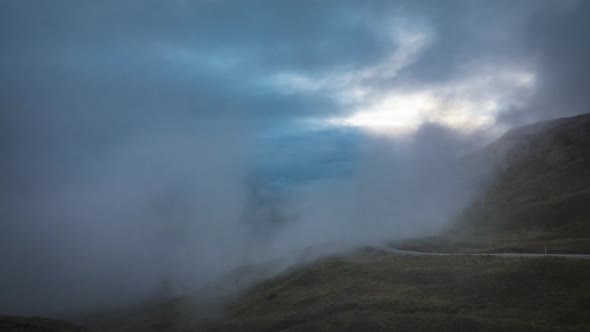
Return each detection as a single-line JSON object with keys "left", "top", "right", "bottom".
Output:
{"left": 0, "top": 119, "right": 492, "bottom": 316}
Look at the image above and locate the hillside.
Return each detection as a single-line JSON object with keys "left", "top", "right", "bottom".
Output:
{"left": 68, "top": 251, "right": 590, "bottom": 332}
{"left": 0, "top": 315, "right": 90, "bottom": 332}
{"left": 199, "top": 252, "right": 590, "bottom": 332}
{"left": 404, "top": 113, "right": 590, "bottom": 253}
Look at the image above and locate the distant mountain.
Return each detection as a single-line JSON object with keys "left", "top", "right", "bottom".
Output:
{"left": 449, "top": 113, "right": 590, "bottom": 252}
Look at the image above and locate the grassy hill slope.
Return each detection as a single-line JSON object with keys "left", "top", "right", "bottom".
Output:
{"left": 201, "top": 251, "right": 590, "bottom": 332}
{"left": 0, "top": 315, "right": 90, "bottom": 332}
{"left": 405, "top": 113, "right": 590, "bottom": 253}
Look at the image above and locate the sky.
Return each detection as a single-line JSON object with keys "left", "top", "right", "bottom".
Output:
{"left": 1, "top": 0, "right": 589, "bottom": 315}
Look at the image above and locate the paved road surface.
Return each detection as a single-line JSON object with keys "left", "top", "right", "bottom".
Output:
{"left": 376, "top": 246, "right": 590, "bottom": 260}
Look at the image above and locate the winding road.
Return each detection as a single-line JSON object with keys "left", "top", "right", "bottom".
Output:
{"left": 376, "top": 246, "right": 590, "bottom": 260}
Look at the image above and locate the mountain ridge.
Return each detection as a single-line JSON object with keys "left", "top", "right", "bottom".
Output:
{"left": 405, "top": 112, "right": 590, "bottom": 253}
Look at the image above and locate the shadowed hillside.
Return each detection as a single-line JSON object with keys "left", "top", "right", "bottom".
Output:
{"left": 68, "top": 251, "right": 590, "bottom": 332}
{"left": 403, "top": 113, "right": 590, "bottom": 253}
{"left": 0, "top": 315, "right": 90, "bottom": 332}
{"left": 202, "top": 252, "right": 590, "bottom": 332}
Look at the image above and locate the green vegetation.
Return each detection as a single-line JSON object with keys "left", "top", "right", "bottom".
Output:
{"left": 202, "top": 252, "right": 590, "bottom": 332}
{"left": 395, "top": 233, "right": 590, "bottom": 254}
{"left": 439, "top": 113, "right": 590, "bottom": 253}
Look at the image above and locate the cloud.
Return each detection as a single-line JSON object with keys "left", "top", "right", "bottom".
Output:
{"left": 0, "top": 0, "right": 589, "bottom": 317}
{"left": 0, "top": 124, "right": 255, "bottom": 313}
{"left": 500, "top": 0, "right": 590, "bottom": 124}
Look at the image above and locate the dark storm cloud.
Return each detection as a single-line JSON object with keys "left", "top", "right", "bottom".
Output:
{"left": 0, "top": 0, "right": 393, "bottom": 189}
{"left": 0, "top": 0, "right": 392, "bottom": 71}
{"left": 393, "top": 0, "right": 531, "bottom": 85}
{"left": 2, "top": 0, "right": 583, "bottom": 136}
{"left": 389, "top": 0, "right": 589, "bottom": 124}
{"left": 500, "top": 0, "right": 590, "bottom": 124}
